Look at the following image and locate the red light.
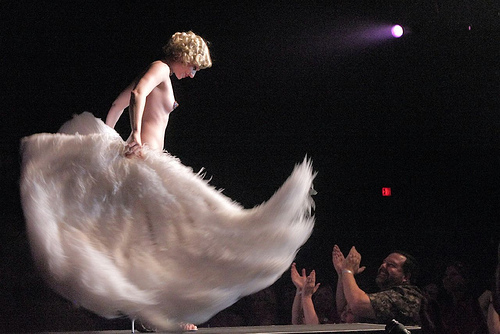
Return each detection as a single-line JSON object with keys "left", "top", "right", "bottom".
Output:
{"left": 382, "top": 187, "right": 392, "bottom": 196}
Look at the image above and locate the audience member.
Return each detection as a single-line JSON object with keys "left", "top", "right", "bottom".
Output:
{"left": 495, "top": 243, "right": 500, "bottom": 315}
{"left": 480, "top": 289, "right": 494, "bottom": 320}
{"left": 488, "top": 293, "right": 500, "bottom": 334}
{"left": 420, "top": 282, "right": 444, "bottom": 333}
{"left": 290, "top": 262, "right": 350, "bottom": 325}
{"left": 487, "top": 243, "right": 500, "bottom": 334}
{"left": 202, "top": 304, "right": 246, "bottom": 328}
{"left": 275, "top": 279, "right": 298, "bottom": 324}
{"left": 246, "top": 286, "right": 278, "bottom": 326}
{"left": 290, "top": 262, "right": 321, "bottom": 324}
{"left": 339, "top": 304, "right": 357, "bottom": 323}
{"left": 313, "top": 283, "right": 338, "bottom": 324}
{"left": 332, "top": 244, "right": 423, "bottom": 326}
{"left": 439, "top": 261, "right": 488, "bottom": 334}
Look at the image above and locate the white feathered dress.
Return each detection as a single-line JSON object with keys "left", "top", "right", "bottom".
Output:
{"left": 20, "top": 112, "right": 316, "bottom": 330}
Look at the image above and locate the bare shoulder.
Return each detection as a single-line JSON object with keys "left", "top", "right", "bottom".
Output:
{"left": 136, "top": 60, "right": 171, "bottom": 86}
{"left": 149, "top": 60, "right": 170, "bottom": 74}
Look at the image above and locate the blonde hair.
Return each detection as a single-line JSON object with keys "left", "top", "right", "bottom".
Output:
{"left": 162, "top": 31, "right": 212, "bottom": 69}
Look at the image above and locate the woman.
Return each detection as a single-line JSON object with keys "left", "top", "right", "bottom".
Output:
{"left": 20, "top": 31, "right": 316, "bottom": 332}
{"left": 439, "top": 261, "right": 488, "bottom": 334}
{"left": 290, "top": 263, "right": 340, "bottom": 325}
{"left": 105, "top": 31, "right": 212, "bottom": 156}
{"left": 290, "top": 263, "right": 321, "bottom": 325}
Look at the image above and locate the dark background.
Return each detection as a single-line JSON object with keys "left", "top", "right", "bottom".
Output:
{"left": 1, "top": 1, "right": 499, "bottom": 331}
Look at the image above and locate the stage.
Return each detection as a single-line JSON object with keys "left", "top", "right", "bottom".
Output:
{"left": 195, "top": 324, "right": 421, "bottom": 333}
{"left": 41, "top": 323, "right": 421, "bottom": 334}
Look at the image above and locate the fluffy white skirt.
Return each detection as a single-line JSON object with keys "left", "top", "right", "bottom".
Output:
{"left": 20, "top": 112, "right": 315, "bottom": 330}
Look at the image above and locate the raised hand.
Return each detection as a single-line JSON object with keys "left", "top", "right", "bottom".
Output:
{"left": 332, "top": 244, "right": 345, "bottom": 275}
{"left": 291, "top": 262, "right": 307, "bottom": 291}
{"left": 302, "top": 269, "right": 320, "bottom": 298}
{"left": 344, "top": 246, "right": 366, "bottom": 275}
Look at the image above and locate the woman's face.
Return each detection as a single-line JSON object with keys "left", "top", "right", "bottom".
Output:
{"left": 443, "top": 265, "right": 466, "bottom": 293}
{"left": 314, "top": 285, "right": 334, "bottom": 310}
{"left": 172, "top": 62, "right": 198, "bottom": 79}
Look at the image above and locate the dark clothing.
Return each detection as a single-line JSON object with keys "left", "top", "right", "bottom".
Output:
{"left": 365, "top": 284, "right": 423, "bottom": 326}
{"left": 439, "top": 296, "right": 488, "bottom": 334}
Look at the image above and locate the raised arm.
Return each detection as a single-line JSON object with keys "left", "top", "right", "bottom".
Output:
{"left": 341, "top": 247, "right": 374, "bottom": 319}
{"left": 333, "top": 245, "right": 348, "bottom": 315}
{"left": 291, "top": 263, "right": 306, "bottom": 325}
{"left": 301, "top": 269, "right": 320, "bottom": 324}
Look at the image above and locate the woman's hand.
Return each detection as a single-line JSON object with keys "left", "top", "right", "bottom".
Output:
{"left": 302, "top": 269, "right": 320, "bottom": 298}
{"left": 291, "top": 262, "right": 307, "bottom": 293}
{"left": 332, "top": 244, "right": 345, "bottom": 275}
{"left": 125, "top": 132, "right": 143, "bottom": 157}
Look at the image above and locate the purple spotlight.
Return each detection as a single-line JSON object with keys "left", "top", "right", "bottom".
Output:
{"left": 391, "top": 25, "right": 404, "bottom": 38}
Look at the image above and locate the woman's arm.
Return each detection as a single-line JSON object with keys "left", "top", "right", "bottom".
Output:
{"left": 291, "top": 263, "right": 305, "bottom": 325}
{"left": 488, "top": 302, "right": 500, "bottom": 334}
{"left": 291, "top": 289, "right": 304, "bottom": 325}
{"left": 106, "top": 83, "right": 134, "bottom": 128}
{"left": 301, "top": 270, "right": 320, "bottom": 325}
